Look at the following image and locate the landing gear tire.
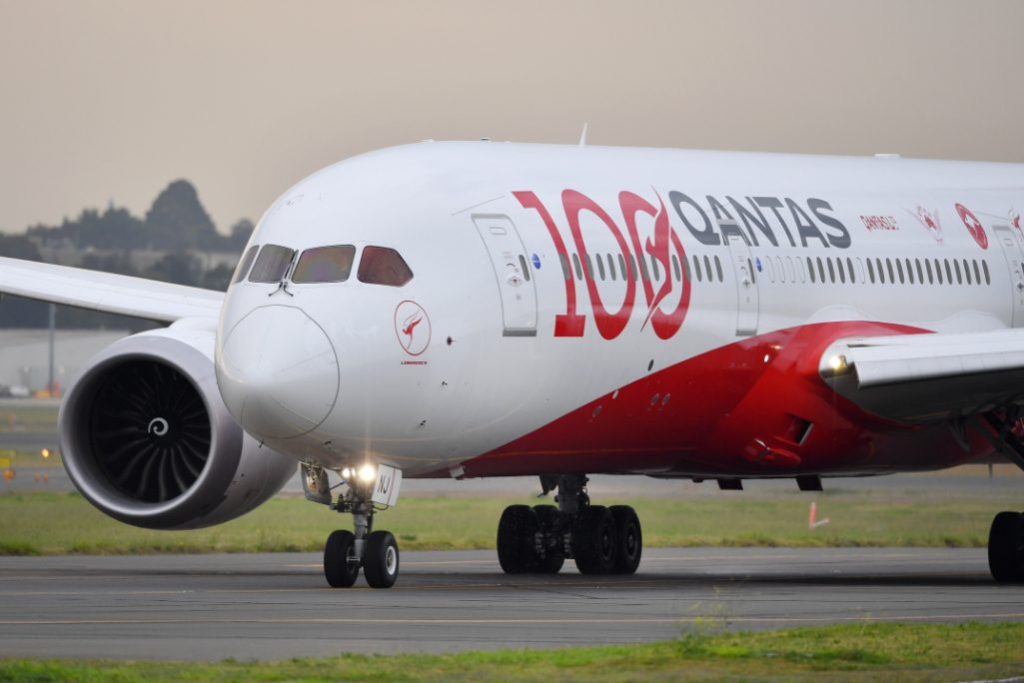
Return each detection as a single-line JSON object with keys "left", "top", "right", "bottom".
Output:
{"left": 989, "top": 511, "right": 1024, "bottom": 582}
{"left": 364, "top": 530, "right": 400, "bottom": 589}
{"left": 497, "top": 505, "right": 539, "bottom": 573}
{"left": 324, "top": 530, "right": 360, "bottom": 588}
{"left": 610, "top": 505, "right": 642, "bottom": 575}
{"left": 573, "top": 505, "right": 617, "bottom": 575}
{"left": 533, "top": 505, "right": 565, "bottom": 574}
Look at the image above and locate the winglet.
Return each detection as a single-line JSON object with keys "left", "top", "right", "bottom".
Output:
{"left": 578, "top": 122, "right": 588, "bottom": 147}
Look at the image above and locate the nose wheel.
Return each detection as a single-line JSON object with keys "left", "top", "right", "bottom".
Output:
{"left": 304, "top": 463, "right": 403, "bottom": 589}
{"left": 363, "top": 531, "right": 400, "bottom": 588}
{"left": 324, "top": 530, "right": 360, "bottom": 588}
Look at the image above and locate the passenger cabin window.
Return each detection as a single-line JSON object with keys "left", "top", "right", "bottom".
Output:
{"left": 357, "top": 246, "right": 413, "bottom": 287}
{"left": 232, "top": 245, "right": 259, "bottom": 285}
{"left": 292, "top": 245, "right": 356, "bottom": 283}
{"left": 249, "top": 244, "right": 296, "bottom": 283}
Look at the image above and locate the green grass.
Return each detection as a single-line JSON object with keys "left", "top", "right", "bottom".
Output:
{"left": 1, "top": 622, "right": 1022, "bottom": 681}
{"left": 0, "top": 487, "right": 1014, "bottom": 555}
{"left": 0, "top": 405, "right": 58, "bottom": 433}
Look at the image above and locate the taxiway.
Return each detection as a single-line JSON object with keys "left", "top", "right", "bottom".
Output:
{"left": 1, "top": 547, "right": 1021, "bottom": 660}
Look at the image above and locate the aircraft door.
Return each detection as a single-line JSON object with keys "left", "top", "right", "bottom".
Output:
{"left": 722, "top": 222, "right": 759, "bottom": 336}
{"left": 993, "top": 224, "right": 1024, "bottom": 327}
{"left": 472, "top": 214, "right": 538, "bottom": 337}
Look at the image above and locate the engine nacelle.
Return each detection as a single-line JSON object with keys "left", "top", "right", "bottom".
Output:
{"left": 59, "top": 321, "right": 296, "bottom": 530}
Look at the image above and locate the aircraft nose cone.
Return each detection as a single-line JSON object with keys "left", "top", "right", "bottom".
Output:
{"left": 217, "top": 306, "right": 339, "bottom": 439}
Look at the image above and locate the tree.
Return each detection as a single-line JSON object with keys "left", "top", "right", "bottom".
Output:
{"left": 143, "top": 252, "right": 201, "bottom": 287}
{"left": 201, "top": 263, "right": 235, "bottom": 291}
{"left": 0, "top": 235, "right": 47, "bottom": 327}
{"left": 229, "top": 219, "right": 254, "bottom": 250}
{"left": 145, "top": 180, "right": 219, "bottom": 250}
{"left": 0, "top": 234, "right": 43, "bottom": 261}
{"left": 80, "top": 251, "right": 138, "bottom": 277}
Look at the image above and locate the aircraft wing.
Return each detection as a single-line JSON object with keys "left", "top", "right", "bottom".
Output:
{"left": 0, "top": 256, "right": 223, "bottom": 323}
{"left": 820, "top": 328, "right": 1024, "bottom": 422}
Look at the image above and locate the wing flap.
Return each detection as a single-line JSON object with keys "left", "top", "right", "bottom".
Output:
{"left": 0, "top": 256, "right": 223, "bottom": 323}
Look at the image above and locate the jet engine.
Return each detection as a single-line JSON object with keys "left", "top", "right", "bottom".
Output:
{"left": 59, "top": 323, "right": 296, "bottom": 530}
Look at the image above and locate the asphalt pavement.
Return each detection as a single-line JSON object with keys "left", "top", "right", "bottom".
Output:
{"left": 0, "top": 547, "right": 1020, "bottom": 661}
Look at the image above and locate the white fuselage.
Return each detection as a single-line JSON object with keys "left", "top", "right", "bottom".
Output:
{"left": 214, "top": 142, "right": 1024, "bottom": 478}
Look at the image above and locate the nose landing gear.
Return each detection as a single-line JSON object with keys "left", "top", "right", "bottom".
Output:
{"left": 496, "top": 475, "right": 642, "bottom": 576}
{"left": 304, "top": 463, "right": 402, "bottom": 589}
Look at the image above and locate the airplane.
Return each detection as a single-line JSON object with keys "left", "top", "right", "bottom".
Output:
{"left": 2, "top": 141, "right": 1024, "bottom": 588}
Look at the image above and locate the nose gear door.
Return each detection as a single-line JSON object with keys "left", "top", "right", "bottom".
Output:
{"left": 472, "top": 214, "right": 538, "bottom": 337}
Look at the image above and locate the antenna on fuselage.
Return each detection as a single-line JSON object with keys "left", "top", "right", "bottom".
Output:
{"left": 578, "top": 122, "right": 588, "bottom": 147}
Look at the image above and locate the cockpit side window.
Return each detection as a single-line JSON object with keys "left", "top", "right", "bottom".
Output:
{"left": 231, "top": 245, "right": 260, "bottom": 285}
{"left": 248, "top": 244, "right": 296, "bottom": 283}
{"left": 357, "top": 246, "right": 413, "bottom": 287}
{"left": 292, "top": 245, "right": 356, "bottom": 283}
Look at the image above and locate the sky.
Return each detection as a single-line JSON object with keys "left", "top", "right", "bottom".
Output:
{"left": 0, "top": 0, "right": 1022, "bottom": 234}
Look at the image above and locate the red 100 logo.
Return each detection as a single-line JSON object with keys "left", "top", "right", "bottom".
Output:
{"left": 515, "top": 190, "right": 691, "bottom": 340}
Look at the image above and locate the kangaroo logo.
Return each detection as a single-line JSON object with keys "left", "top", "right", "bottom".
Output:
{"left": 394, "top": 300, "right": 431, "bottom": 356}
{"left": 956, "top": 203, "right": 988, "bottom": 249}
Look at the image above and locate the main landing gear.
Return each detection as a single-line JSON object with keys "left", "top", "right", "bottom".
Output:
{"left": 496, "top": 475, "right": 642, "bottom": 576}
{"left": 303, "top": 463, "right": 402, "bottom": 589}
{"left": 979, "top": 410, "right": 1024, "bottom": 582}
{"left": 988, "top": 512, "right": 1024, "bottom": 582}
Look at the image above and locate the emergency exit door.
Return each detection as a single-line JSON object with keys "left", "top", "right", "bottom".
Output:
{"left": 722, "top": 223, "right": 759, "bottom": 336}
{"left": 993, "top": 224, "right": 1024, "bottom": 327}
{"left": 472, "top": 214, "right": 538, "bottom": 337}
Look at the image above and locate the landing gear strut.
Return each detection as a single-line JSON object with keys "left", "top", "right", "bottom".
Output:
{"left": 304, "top": 463, "right": 402, "bottom": 589}
{"left": 496, "top": 475, "right": 642, "bottom": 576}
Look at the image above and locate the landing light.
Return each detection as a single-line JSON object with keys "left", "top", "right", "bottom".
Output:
{"left": 40, "top": 448, "right": 50, "bottom": 459}
{"left": 358, "top": 464, "right": 377, "bottom": 483}
{"left": 341, "top": 467, "right": 353, "bottom": 480}
{"left": 828, "top": 354, "right": 849, "bottom": 374}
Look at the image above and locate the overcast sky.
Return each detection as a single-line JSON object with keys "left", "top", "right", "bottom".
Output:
{"left": 1, "top": 0, "right": 1022, "bottom": 235}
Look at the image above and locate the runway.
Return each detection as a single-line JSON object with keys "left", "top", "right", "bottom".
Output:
{"left": 2, "top": 547, "right": 1022, "bottom": 661}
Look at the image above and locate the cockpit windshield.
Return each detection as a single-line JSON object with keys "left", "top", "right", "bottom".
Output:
{"left": 235, "top": 243, "right": 412, "bottom": 288}
{"left": 231, "top": 245, "right": 259, "bottom": 285}
{"left": 292, "top": 245, "right": 356, "bottom": 283}
{"left": 357, "top": 246, "right": 413, "bottom": 287}
{"left": 248, "top": 245, "right": 295, "bottom": 283}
